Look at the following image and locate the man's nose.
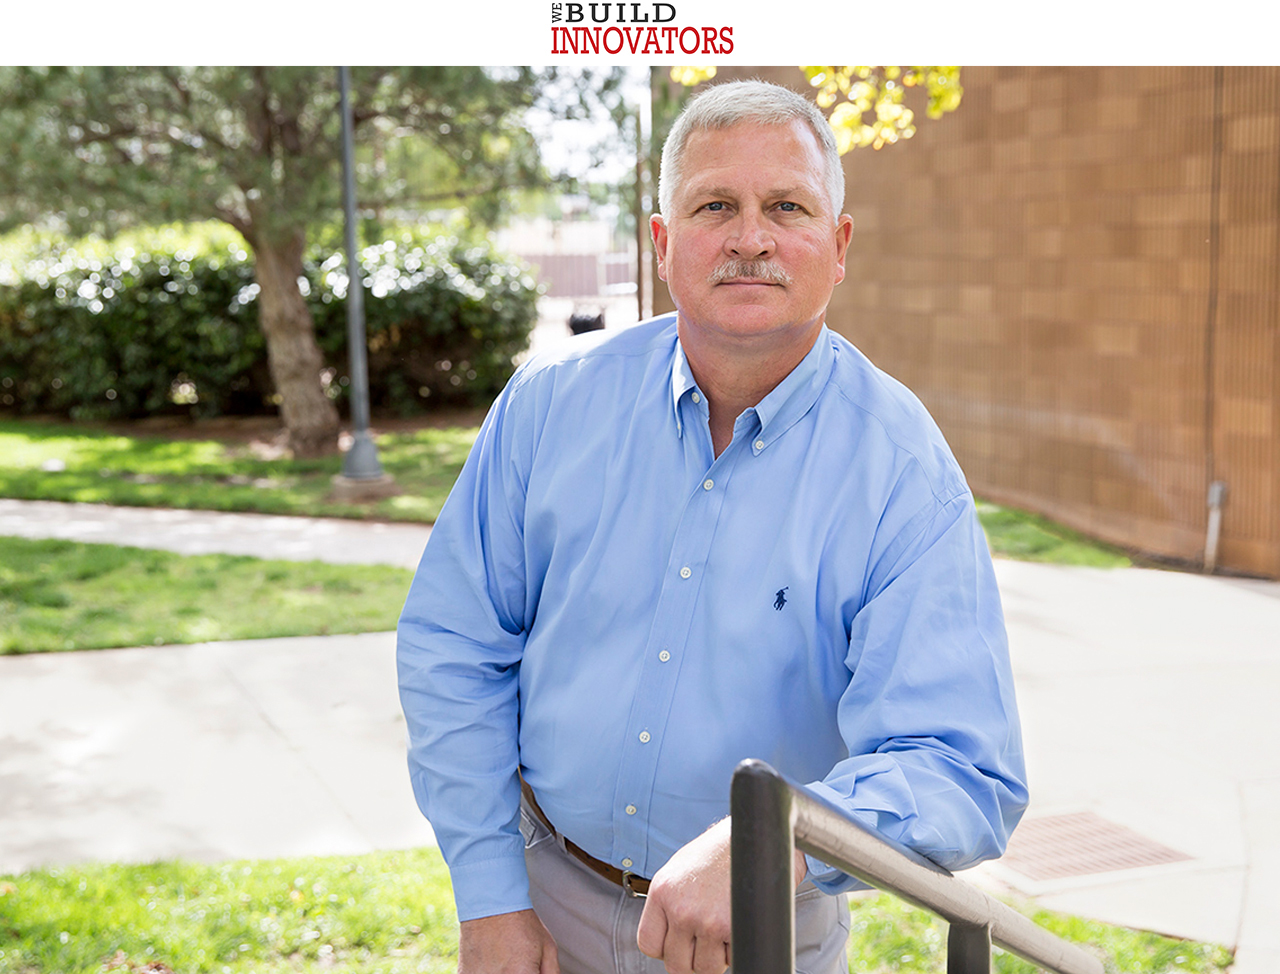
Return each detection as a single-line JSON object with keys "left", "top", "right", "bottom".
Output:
{"left": 726, "top": 210, "right": 775, "bottom": 258}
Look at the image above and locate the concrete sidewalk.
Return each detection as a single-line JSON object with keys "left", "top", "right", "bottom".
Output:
{"left": 0, "top": 498, "right": 432, "bottom": 568}
{"left": 1, "top": 498, "right": 1277, "bottom": 971}
{"left": 979, "top": 561, "right": 1279, "bottom": 973}
{"left": 0, "top": 631, "right": 431, "bottom": 870}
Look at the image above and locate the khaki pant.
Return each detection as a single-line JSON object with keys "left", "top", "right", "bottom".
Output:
{"left": 520, "top": 800, "right": 850, "bottom": 974}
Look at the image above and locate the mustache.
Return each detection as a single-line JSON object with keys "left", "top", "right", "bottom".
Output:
{"left": 708, "top": 259, "right": 792, "bottom": 286}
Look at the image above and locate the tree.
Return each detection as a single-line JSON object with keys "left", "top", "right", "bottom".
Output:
{"left": 0, "top": 67, "right": 548, "bottom": 456}
{"left": 671, "top": 66, "right": 964, "bottom": 152}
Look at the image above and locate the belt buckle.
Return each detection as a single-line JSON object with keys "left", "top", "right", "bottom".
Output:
{"left": 622, "top": 871, "right": 647, "bottom": 898}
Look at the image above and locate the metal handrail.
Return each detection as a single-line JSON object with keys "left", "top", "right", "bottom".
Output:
{"left": 730, "top": 759, "right": 1105, "bottom": 974}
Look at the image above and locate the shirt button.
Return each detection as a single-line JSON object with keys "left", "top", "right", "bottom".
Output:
{"left": 680, "top": 566, "right": 692, "bottom": 579}
{"left": 639, "top": 730, "right": 651, "bottom": 743}
{"left": 692, "top": 392, "right": 701, "bottom": 403}
{"left": 659, "top": 650, "right": 671, "bottom": 662}
{"left": 626, "top": 804, "right": 637, "bottom": 815}
{"left": 702, "top": 478, "right": 714, "bottom": 490}
{"left": 754, "top": 438, "right": 765, "bottom": 451}
{"left": 622, "top": 858, "right": 633, "bottom": 868}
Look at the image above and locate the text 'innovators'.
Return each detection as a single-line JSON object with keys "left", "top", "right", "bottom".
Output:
{"left": 550, "top": 3, "right": 733, "bottom": 54}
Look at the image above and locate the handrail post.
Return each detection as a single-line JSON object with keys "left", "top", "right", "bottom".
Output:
{"left": 948, "top": 921, "right": 992, "bottom": 974}
{"left": 731, "top": 759, "right": 796, "bottom": 974}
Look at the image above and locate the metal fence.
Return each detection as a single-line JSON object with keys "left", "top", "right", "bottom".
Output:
{"left": 730, "top": 760, "right": 1105, "bottom": 974}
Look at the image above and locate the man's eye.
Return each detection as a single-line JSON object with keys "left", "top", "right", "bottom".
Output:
{"left": 777, "top": 201, "right": 800, "bottom": 212}
{"left": 703, "top": 202, "right": 726, "bottom": 212}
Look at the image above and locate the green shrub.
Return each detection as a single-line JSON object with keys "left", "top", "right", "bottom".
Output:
{"left": 0, "top": 229, "right": 539, "bottom": 420}
{"left": 312, "top": 234, "right": 541, "bottom": 413}
{"left": 0, "top": 245, "right": 267, "bottom": 419}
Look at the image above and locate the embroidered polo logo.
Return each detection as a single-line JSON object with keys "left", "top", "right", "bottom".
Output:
{"left": 774, "top": 587, "right": 789, "bottom": 610}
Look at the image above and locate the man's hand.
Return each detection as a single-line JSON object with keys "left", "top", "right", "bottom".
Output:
{"left": 636, "top": 819, "right": 807, "bottom": 974}
{"left": 458, "top": 909, "right": 559, "bottom": 974}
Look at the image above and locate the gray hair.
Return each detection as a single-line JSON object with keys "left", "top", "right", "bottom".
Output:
{"left": 657, "top": 79, "right": 845, "bottom": 220}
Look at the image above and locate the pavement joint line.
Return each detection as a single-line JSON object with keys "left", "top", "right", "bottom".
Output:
{"left": 222, "top": 662, "right": 373, "bottom": 848}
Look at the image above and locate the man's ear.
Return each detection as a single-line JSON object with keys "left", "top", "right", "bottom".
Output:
{"left": 650, "top": 214, "right": 669, "bottom": 282}
{"left": 832, "top": 214, "right": 854, "bottom": 286}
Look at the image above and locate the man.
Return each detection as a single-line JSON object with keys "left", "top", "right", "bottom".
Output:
{"left": 398, "top": 80, "right": 1027, "bottom": 974}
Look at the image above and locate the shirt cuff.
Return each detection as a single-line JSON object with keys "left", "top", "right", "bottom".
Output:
{"left": 799, "top": 780, "right": 879, "bottom": 895}
{"left": 803, "top": 852, "right": 870, "bottom": 894}
{"left": 448, "top": 854, "right": 534, "bottom": 922}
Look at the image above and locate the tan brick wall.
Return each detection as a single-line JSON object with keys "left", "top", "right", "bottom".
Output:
{"left": 655, "top": 66, "right": 1280, "bottom": 577}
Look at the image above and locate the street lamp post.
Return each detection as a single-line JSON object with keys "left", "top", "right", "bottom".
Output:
{"left": 333, "top": 65, "right": 393, "bottom": 495}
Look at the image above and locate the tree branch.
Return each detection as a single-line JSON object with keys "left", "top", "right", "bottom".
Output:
{"left": 161, "top": 67, "right": 192, "bottom": 112}
{"left": 248, "top": 65, "right": 274, "bottom": 157}
{"left": 215, "top": 204, "right": 253, "bottom": 240}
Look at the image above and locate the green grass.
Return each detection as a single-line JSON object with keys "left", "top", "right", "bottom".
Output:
{"left": 844, "top": 891, "right": 1232, "bottom": 973}
{"left": 0, "top": 417, "right": 1131, "bottom": 567}
{"left": 976, "top": 500, "right": 1131, "bottom": 568}
{"left": 0, "top": 850, "right": 459, "bottom": 974}
{"left": 0, "top": 537, "right": 413, "bottom": 655}
{"left": 0, "top": 852, "right": 1231, "bottom": 974}
{"left": 0, "top": 419, "right": 480, "bottom": 524}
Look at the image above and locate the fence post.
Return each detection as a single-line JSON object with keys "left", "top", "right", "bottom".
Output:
{"left": 731, "top": 759, "right": 796, "bottom": 974}
{"left": 947, "top": 921, "right": 992, "bottom": 974}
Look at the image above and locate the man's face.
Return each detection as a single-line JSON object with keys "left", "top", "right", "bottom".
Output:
{"left": 651, "top": 120, "right": 853, "bottom": 351}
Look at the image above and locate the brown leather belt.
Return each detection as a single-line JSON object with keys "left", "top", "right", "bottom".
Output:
{"left": 521, "top": 778, "right": 651, "bottom": 896}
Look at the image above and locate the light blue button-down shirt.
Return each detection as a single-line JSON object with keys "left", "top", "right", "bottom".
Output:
{"left": 397, "top": 314, "right": 1027, "bottom": 922}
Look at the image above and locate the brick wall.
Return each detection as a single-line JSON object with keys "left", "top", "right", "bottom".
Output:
{"left": 654, "top": 66, "right": 1280, "bottom": 577}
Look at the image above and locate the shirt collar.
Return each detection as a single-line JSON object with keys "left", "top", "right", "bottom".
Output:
{"left": 670, "top": 339, "right": 701, "bottom": 438}
{"left": 752, "top": 327, "right": 835, "bottom": 449}
{"left": 669, "top": 326, "right": 836, "bottom": 447}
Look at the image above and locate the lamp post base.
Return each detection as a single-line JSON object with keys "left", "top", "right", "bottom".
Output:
{"left": 329, "top": 473, "right": 400, "bottom": 503}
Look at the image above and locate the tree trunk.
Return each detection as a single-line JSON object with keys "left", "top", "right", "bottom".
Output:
{"left": 251, "top": 229, "right": 340, "bottom": 458}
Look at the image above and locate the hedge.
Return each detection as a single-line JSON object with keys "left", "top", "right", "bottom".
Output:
{"left": 311, "top": 237, "right": 540, "bottom": 414}
{"left": 0, "top": 233, "right": 540, "bottom": 420}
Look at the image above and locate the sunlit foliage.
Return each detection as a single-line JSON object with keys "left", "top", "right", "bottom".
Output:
{"left": 669, "top": 66, "right": 963, "bottom": 152}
